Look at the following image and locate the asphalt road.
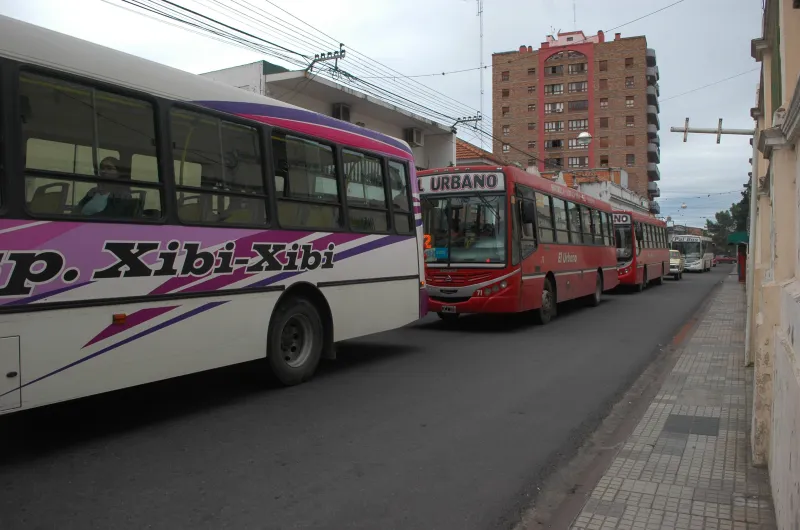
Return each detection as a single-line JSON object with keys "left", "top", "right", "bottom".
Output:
{"left": 0, "top": 266, "right": 732, "bottom": 530}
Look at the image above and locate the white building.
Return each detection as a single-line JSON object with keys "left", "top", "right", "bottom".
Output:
{"left": 201, "top": 61, "right": 456, "bottom": 170}
{"left": 551, "top": 168, "right": 653, "bottom": 214}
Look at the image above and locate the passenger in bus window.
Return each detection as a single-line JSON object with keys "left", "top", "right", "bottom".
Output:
{"left": 77, "top": 157, "right": 135, "bottom": 218}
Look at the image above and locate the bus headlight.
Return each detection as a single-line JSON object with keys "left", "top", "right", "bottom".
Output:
{"left": 500, "top": 281, "right": 507, "bottom": 289}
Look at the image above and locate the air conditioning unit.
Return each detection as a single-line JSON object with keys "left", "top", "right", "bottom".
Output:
{"left": 404, "top": 127, "right": 424, "bottom": 147}
{"left": 332, "top": 103, "right": 351, "bottom": 122}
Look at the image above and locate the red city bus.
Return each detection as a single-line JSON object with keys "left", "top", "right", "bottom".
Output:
{"left": 612, "top": 211, "right": 670, "bottom": 291}
{"left": 419, "top": 165, "right": 619, "bottom": 324}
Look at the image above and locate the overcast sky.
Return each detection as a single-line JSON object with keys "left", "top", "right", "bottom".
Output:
{"left": 0, "top": 0, "right": 761, "bottom": 227}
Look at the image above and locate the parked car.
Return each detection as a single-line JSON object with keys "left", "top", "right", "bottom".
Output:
{"left": 717, "top": 255, "right": 737, "bottom": 264}
{"left": 669, "top": 250, "right": 685, "bottom": 280}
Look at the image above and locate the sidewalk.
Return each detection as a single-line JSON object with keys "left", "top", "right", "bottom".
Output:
{"left": 571, "top": 273, "right": 777, "bottom": 530}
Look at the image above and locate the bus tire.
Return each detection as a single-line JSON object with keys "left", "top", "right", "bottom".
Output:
{"left": 267, "top": 296, "right": 324, "bottom": 386}
{"left": 654, "top": 267, "right": 664, "bottom": 286}
{"left": 636, "top": 270, "right": 647, "bottom": 292}
{"left": 588, "top": 272, "right": 602, "bottom": 307}
{"left": 535, "top": 278, "right": 556, "bottom": 324}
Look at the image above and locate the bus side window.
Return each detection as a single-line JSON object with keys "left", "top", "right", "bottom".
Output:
{"left": 552, "top": 198, "right": 569, "bottom": 244}
{"left": 580, "top": 205, "right": 593, "bottom": 244}
{"left": 170, "top": 108, "right": 266, "bottom": 226}
{"left": 21, "top": 72, "right": 163, "bottom": 220}
{"left": 566, "top": 201, "right": 582, "bottom": 244}
{"left": 343, "top": 149, "right": 389, "bottom": 233}
{"left": 520, "top": 198, "right": 537, "bottom": 257}
{"left": 271, "top": 131, "right": 340, "bottom": 230}
{"left": 591, "top": 209, "right": 603, "bottom": 245}
{"left": 604, "top": 212, "right": 613, "bottom": 246}
{"left": 388, "top": 160, "right": 414, "bottom": 234}
{"left": 535, "top": 193, "right": 555, "bottom": 243}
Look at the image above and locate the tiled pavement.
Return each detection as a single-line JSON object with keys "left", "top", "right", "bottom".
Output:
{"left": 570, "top": 274, "right": 777, "bottom": 530}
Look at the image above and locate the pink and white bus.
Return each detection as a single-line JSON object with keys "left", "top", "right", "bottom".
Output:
{"left": 0, "top": 15, "right": 426, "bottom": 415}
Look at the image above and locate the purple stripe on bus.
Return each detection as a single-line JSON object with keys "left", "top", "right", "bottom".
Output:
{"left": 4, "top": 281, "right": 94, "bottom": 306}
{"left": 195, "top": 101, "right": 412, "bottom": 155}
{"left": 83, "top": 305, "right": 179, "bottom": 348}
{"left": 0, "top": 221, "right": 79, "bottom": 250}
{"left": 0, "top": 301, "right": 227, "bottom": 399}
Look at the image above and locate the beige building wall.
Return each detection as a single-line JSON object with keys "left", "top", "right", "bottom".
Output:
{"left": 750, "top": 1, "right": 800, "bottom": 527}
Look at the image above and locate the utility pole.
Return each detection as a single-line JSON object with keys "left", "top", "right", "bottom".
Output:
{"left": 452, "top": 114, "right": 483, "bottom": 135}
{"left": 669, "top": 116, "right": 757, "bottom": 365}
{"left": 306, "top": 44, "right": 346, "bottom": 74}
{"left": 477, "top": 0, "right": 484, "bottom": 149}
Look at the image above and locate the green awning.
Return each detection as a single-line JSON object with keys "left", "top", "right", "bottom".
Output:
{"left": 727, "top": 231, "right": 749, "bottom": 246}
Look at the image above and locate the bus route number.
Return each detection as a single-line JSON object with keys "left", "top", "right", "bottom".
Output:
{"left": 423, "top": 234, "right": 432, "bottom": 249}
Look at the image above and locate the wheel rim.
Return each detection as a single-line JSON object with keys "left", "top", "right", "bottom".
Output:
{"left": 280, "top": 314, "right": 314, "bottom": 368}
{"left": 542, "top": 286, "right": 553, "bottom": 316}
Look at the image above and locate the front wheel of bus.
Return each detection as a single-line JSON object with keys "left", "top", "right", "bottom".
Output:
{"left": 535, "top": 279, "right": 556, "bottom": 324}
{"left": 267, "top": 297, "right": 324, "bottom": 386}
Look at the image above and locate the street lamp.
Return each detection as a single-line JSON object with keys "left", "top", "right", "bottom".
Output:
{"left": 576, "top": 131, "right": 593, "bottom": 147}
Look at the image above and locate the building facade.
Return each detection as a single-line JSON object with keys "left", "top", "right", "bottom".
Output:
{"left": 749, "top": 1, "right": 800, "bottom": 528}
{"left": 201, "top": 61, "right": 456, "bottom": 171}
{"left": 492, "top": 30, "right": 661, "bottom": 211}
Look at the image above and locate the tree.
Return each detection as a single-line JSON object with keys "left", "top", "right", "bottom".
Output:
{"left": 731, "top": 186, "right": 750, "bottom": 232}
{"left": 706, "top": 184, "right": 750, "bottom": 253}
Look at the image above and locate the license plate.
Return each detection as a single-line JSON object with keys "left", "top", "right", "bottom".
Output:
{"left": 441, "top": 305, "right": 457, "bottom": 314}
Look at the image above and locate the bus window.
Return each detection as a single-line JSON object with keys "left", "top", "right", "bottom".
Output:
{"left": 604, "top": 212, "right": 613, "bottom": 246}
{"left": 271, "top": 132, "right": 340, "bottom": 230}
{"left": 566, "top": 201, "right": 582, "bottom": 243}
{"left": 343, "top": 149, "right": 389, "bottom": 232}
{"left": 170, "top": 108, "right": 266, "bottom": 225}
{"left": 552, "top": 198, "right": 569, "bottom": 243}
{"left": 21, "top": 72, "right": 163, "bottom": 220}
{"left": 580, "top": 205, "right": 593, "bottom": 244}
{"left": 591, "top": 209, "right": 603, "bottom": 245}
{"left": 535, "top": 193, "right": 555, "bottom": 243}
{"left": 388, "top": 160, "right": 414, "bottom": 234}
{"left": 520, "top": 198, "right": 537, "bottom": 257}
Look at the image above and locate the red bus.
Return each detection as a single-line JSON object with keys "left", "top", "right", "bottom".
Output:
{"left": 418, "top": 165, "right": 619, "bottom": 324}
{"left": 612, "top": 211, "right": 670, "bottom": 291}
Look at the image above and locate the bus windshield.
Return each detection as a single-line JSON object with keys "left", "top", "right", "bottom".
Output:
{"left": 422, "top": 194, "right": 506, "bottom": 264}
{"left": 615, "top": 224, "right": 633, "bottom": 263}
{"left": 673, "top": 241, "right": 702, "bottom": 259}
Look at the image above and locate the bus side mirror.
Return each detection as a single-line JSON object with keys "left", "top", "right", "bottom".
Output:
{"left": 522, "top": 202, "right": 537, "bottom": 224}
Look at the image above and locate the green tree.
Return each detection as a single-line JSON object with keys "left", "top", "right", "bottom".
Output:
{"left": 731, "top": 186, "right": 750, "bottom": 232}
{"left": 706, "top": 184, "right": 750, "bottom": 253}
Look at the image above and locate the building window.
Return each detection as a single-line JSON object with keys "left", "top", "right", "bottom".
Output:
{"left": 568, "top": 100, "right": 589, "bottom": 111}
{"left": 528, "top": 103, "right": 536, "bottom": 112}
{"left": 568, "top": 81, "right": 588, "bottom": 93}
{"left": 599, "top": 60, "right": 608, "bottom": 72}
{"left": 625, "top": 57, "right": 634, "bottom": 69}
{"left": 599, "top": 117, "right": 609, "bottom": 128}
{"left": 502, "top": 125, "right": 510, "bottom": 135}
{"left": 527, "top": 140, "right": 536, "bottom": 149}
{"left": 544, "top": 121, "right": 563, "bottom": 132}
{"left": 544, "top": 102, "right": 564, "bottom": 114}
{"left": 568, "top": 63, "right": 587, "bottom": 75}
{"left": 626, "top": 135, "right": 635, "bottom": 147}
{"left": 625, "top": 76, "right": 634, "bottom": 88}
{"left": 502, "top": 144, "right": 510, "bottom": 153}
{"left": 528, "top": 122, "right": 537, "bottom": 130}
{"left": 545, "top": 65, "right": 564, "bottom": 76}
{"left": 528, "top": 158, "right": 536, "bottom": 167}
{"left": 545, "top": 139, "right": 564, "bottom": 150}
{"left": 502, "top": 89, "right": 510, "bottom": 98}
{"left": 599, "top": 79, "right": 608, "bottom": 90}
{"left": 501, "top": 71, "right": 510, "bottom": 81}
{"left": 544, "top": 83, "right": 564, "bottom": 95}
{"left": 545, "top": 157, "right": 563, "bottom": 168}
{"left": 600, "top": 155, "right": 609, "bottom": 167}
{"left": 626, "top": 115, "right": 635, "bottom": 127}
{"left": 528, "top": 67, "right": 536, "bottom": 75}
{"left": 626, "top": 95, "right": 635, "bottom": 107}
{"left": 626, "top": 154, "right": 635, "bottom": 166}
{"left": 528, "top": 85, "right": 536, "bottom": 94}
{"left": 502, "top": 106, "right": 510, "bottom": 116}
{"left": 568, "top": 138, "right": 585, "bottom": 149}
{"left": 599, "top": 136, "right": 609, "bottom": 148}
{"left": 568, "top": 119, "right": 589, "bottom": 131}
{"left": 599, "top": 98, "right": 608, "bottom": 109}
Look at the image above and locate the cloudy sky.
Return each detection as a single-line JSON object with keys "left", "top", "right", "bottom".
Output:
{"left": 0, "top": 0, "right": 761, "bottom": 227}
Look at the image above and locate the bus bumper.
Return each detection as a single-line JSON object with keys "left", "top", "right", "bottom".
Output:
{"left": 685, "top": 260, "right": 704, "bottom": 271}
{"left": 616, "top": 264, "right": 637, "bottom": 285}
{"left": 427, "top": 293, "right": 519, "bottom": 314}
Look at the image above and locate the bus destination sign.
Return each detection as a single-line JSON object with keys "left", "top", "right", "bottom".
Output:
{"left": 671, "top": 235, "right": 702, "bottom": 242}
{"left": 612, "top": 213, "right": 630, "bottom": 225}
{"left": 418, "top": 172, "right": 505, "bottom": 195}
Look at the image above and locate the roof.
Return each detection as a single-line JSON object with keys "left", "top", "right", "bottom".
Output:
{"left": 455, "top": 139, "right": 505, "bottom": 165}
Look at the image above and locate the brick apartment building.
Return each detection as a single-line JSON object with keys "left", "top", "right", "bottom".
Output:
{"left": 492, "top": 30, "right": 661, "bottom": 211}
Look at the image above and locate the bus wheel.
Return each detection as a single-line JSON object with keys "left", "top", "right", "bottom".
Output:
{"left": 636, "top": 271, "right": 647, "bottom": 293}
{"left": 437, "top": 312, "right": 459, "bottom": 324}
{"left": 588, "top": 272, "right": 602, "bottom": 307}
{"left": 267, "top": 297, "right": 324, "bottom": 386}
{"left": 535, "top": 279, "right": 556, "bottom": 324}
{"left": 654, "top": 268, "right": 664, "bottom": 286}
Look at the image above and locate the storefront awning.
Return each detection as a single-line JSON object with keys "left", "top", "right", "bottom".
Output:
{"left": 727, "top": 231, "right": 749, "bottom": 246}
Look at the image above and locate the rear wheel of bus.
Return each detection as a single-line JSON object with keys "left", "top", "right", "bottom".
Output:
{"left": 535, "top": 278, "right": 556, "bottom": 324}
{"left": 587, "top": 272, "right": 602, "bottom": 307}
{"left": 267, "top": 296, "right": 324, "bottom": 386}
{"left": 636, "top": 270, "right": 647, "bottom": 293}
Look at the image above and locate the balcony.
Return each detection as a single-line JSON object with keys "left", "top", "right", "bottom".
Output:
{"left": 647, "top": 85, "right": 659, "bottom": 106}
{"left": 647, "top": 162, "right": 660, "bottom": 181}
{"left": 648, "top": 182, "right": 660, "bottom": 197}
{"left": 646, "top": 66, "right": 659, "bottom": 85}
{"left": 652, "top": 134, "right": 660, "bottom": 145}
{"left": 647, "top": 124, "right": 659, "bottom": 139}
{"left": 648, "top": 142, "right": 660, "bottom": 163}
{"left": 646, "top": 48, "right": 657, "bottom": 68}
{"left": 647, "top": 105, "right": 660, "bottom": 128}
{"left": 649, "top": 200, "right": 660, "bottom": 215}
